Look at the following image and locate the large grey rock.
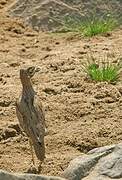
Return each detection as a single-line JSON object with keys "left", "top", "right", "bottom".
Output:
{"left": 62, "top": 143, "right": 122, "bottom": 180}
{"left": 9, "top": 0, "right": 122, "bottom": 31}
{"left": 0, "top": 170, "right": 66, "bottom": 180}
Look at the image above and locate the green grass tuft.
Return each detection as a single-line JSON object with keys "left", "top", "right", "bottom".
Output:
{"left": 61, "top": 15, "right": 117, "bottom": 37}
{"left": 81, "top": 54, "right": 122, "bottom": 83}
{"left": 81, "top": 18, "right": 117, "bottom": 37}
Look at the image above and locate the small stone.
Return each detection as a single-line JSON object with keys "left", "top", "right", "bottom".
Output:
{"left": 8, "top": 123, "right": 21, "bottom": 133}
{"left": 26, "top": 165, "right": 38, "bottom": 174}
{"left": 2, "top": 128, "right": 17, "bottom": 139}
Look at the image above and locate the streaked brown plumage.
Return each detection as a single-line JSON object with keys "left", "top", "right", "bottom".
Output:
{"left": 16, "top": 66, "right": 46, "bottom": 166}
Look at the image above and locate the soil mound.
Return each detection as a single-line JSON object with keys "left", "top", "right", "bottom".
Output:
{"left": 9, "top": 0, "right": 122, "bottom": 31}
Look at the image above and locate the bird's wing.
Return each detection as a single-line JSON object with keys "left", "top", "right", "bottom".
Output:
{"left": 16, "top": 101, "right": 24, "bottom": 131}
{"left": 16, "top": 100, "right": 40, "bottom": 141}
{"left": 16, "top": 100, "right": 32, "bottom": 136}
{"left": 34, "top": 96, "right": 47, "bottom": 136}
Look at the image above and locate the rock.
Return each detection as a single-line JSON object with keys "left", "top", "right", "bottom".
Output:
{"left": 8, "top": 123, "right": 21, "bottom": 134}
{"left": 0, "top": 170, "right": 66, "bottom": 180}
{"left": 2, "top": 127, "right": 17, "bottom": 139}
{"left": 0, "top": 123, "right": 23, "bottom": 141}
{"left": 62, "top": 143, "right": 122, "bottom": 180}
{"left": 26, "top": 165, "right": 38, "bottom": 174}
{"left": 8, "top": 0, "right": 122, "bottom": 31}
{"left": 9, "top": 0, "right": 82, "bottom": 31}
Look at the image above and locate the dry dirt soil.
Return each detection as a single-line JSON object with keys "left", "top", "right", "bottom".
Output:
{"left": 0, "top": 0, "right": 122, "bottom": 177}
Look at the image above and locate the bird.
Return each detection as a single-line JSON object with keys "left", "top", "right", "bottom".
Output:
{"left": 16, "top": 66, "right": 47, "bottom": 172}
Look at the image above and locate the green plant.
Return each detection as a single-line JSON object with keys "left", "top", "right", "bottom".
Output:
{"left": 61, "top": 15, "right": 117, "bottom": 37}
{"left": 81, "top": 17, "right": 117, "bottom": 37}
{"left": 81, "top": 54, "right": 122, "bottom": 83}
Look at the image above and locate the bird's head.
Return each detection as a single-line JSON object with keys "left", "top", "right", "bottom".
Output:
{"left": 20, "top": 66, "right": 41, "bottom": 79}
{"left": 26, "top": 66, "right": 40, "bottom": 78}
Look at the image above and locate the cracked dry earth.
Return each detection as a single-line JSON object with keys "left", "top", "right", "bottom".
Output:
{"left": 0, "top": 0, "right": 122, "bottom": 177}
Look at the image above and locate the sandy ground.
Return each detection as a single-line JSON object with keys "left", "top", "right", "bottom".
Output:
{"left": 0, "top": 0, "right": 122, "bottom": 177}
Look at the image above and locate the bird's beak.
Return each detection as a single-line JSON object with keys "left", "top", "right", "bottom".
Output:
{"left": 35, "top": 67, "right": 41, "bottom": 73}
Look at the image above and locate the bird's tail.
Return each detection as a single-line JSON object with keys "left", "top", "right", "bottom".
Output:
{"left": 32, "top": 138, "right": 45, "bottom": 161}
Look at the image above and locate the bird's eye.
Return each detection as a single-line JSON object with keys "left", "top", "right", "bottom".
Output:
{"left": 27, "top": 67, "right": 35, "bottom": 77}
{"left": 28, "top": 67, "right": 35, "bottom": 73}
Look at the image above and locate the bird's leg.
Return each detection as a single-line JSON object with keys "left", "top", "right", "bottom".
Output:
{"left": 38, "top": 161, "right": 42, "bottom": 173}
{"left": 29, "top": 139, "right": 35, "bottom": 166}
{"left": 26, "top": 139, "right": 38, "bottom": 174}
